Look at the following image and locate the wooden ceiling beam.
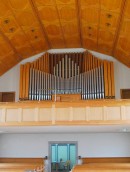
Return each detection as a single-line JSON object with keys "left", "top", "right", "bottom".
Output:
{"left": 29, "top": 0, "right": 52, "bottom": 49}
{"left": 112, "top": 0, "right": 127, "bottom": 56}
{"left": 75, "top": 0, "right": 83, "bottom": 47}
{"left": 0, "top": 29, "right": 23, "bottom": 61}
{"left": 97, "top": 0, "right": 102, "bottom": 52}
{"left": 53, "top": 0, "right": 67, "bottom": 48}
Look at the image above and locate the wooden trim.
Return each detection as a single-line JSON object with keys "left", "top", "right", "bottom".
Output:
{"left": 0, "top": 158, "right": 43, "bottom": 163}
{"left": 1, "top": 99, "right": 130, "bottom": 108}
{"left": 73, "top": 163, "right": 130, "bottom": 171}
{"left": 112, "top": 0, "right": 127, "bottom": 56}
{"left": 82, "top": 157, "right": 130, "bottom": 164}
{"left": 0, "top": 120, "right": 130, "bottom": 127}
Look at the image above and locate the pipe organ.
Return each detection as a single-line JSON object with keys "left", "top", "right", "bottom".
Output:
{"left": 19, "top": 51, "right": 115, "bottom": 101}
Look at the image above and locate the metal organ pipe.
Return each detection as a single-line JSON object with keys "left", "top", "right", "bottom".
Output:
{"left": 26, "top": 53, "right": 107, "bottom": 101}
{"left": 101, "top": 65, "right": 104, "bottom": 99}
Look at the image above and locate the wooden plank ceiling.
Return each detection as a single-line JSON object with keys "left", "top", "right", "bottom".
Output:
{"left": 0, "top": 0, "right": 130, "bottom": 76}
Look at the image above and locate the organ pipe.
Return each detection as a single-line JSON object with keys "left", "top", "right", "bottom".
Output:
{"left": 19, "top": 52, "right": 115, "bottom": 101}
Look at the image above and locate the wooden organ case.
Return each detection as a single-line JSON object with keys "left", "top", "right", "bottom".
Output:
{"left": 19, "top": 51, "right": 115, "bottom": 101}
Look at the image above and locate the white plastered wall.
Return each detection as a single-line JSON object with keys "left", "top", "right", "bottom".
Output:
{"left": 0, "top": 133, "right": 130, "bottom": 158}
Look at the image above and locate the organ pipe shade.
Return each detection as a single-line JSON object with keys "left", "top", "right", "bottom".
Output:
{"left": 19, "top": 51, "right": 115, "bottom": 101}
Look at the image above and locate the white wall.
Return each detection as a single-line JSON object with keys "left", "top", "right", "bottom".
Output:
{"left": 0, "top": 65, "right": 20, "bottom": 101}
{"left": 0, "top": 133, "right": 130, "bottom": 158}
{"left": 0, "top": 49, "right": 130, "bottom": 100}
{"left": 114, "top": 61, "right": 130, "bottom": 99}
{"left": 0, "top": 52, "right": 45, "bottom": 101}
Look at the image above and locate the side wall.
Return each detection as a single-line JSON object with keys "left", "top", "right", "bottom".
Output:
{"left": 0, "top": 52, "right": 44, "bottom": 101}
{"left": 0, "top": 51, "right": 130, "bottom": 100}
{"left": 0, "top": 65, "right": 20, "bottom": 101}
{"left": 0, "top": 133, "right": 130, "bottom": 158}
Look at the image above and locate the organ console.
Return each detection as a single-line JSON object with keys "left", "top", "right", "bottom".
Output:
{"left": 19, "top": 51, "right": 115, "bottom": 101}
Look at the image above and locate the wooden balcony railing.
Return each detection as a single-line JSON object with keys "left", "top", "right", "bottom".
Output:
{"left": 0, "top": 100, "right": 130, "bottom": 126}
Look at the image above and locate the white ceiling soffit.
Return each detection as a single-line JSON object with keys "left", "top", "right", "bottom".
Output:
{"left": 0, "top": 125, "right": 130, "bottom": 134}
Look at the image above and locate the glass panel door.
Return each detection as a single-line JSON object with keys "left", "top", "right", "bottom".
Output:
{"left": 69, "top": 144, "right": 76, "bottom": 169}
{"left": 50, "top": 143, "right": 77, "bottom": 172}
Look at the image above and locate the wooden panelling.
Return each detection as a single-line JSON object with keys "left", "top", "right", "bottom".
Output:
{"left": 52, "top": 94, "right": 81, "bottom": 102}
{"left": 22, "top": 108, "right": 35, "bottom": 121}
{"left": 82, "top": 157, "right": 130, "bottom": 164}
{"left": 55, "top": 108, "right": 70, "bottom": 121}
{"left": 125, "top": 106, "right": 130, "bottom": 119}
{"left": 39, "top": 108, "right": 52, "bottom": 121}
{"left": 72, "top": 163, "right": 130, "bottom": 172}
{"left": 0, "top": 158, "right": 44, "bottom": 172}
{"left": 114, "top": 0, "right": 130, "bottom": 66}
{"left": 73, "top": 108, "right": 86, "bottom": 120}
{"left": 6, "top": 109, "right": 19, "bottom": 122}
{"left": 0, "top": 100, "right": 130, "bottom": 126}
{"left": 100, "top": 0, "right": 123, "bottom": 13}
{"left": 121, "top": 89, "right": 130, "bottom": 99}
{"left": 0, "top": 0, "right": 130, "bottom": 76}
{"left": 0, "top": 92, "right": 15, "bottom": 102}
{"left": 0, "top": 158, "right": 43, "bottom": 163}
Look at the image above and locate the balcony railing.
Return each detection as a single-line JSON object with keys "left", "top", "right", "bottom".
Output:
{"left": 0, "top": 100, "right": 130, "bottom": 126}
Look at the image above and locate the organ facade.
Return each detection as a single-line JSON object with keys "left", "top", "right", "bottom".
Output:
{"left": 19, "top": 51, "right": 115, "bottom": 101}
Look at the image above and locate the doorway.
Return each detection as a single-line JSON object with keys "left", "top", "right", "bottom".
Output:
{"left": 49, "top": 142, "right": 77, "bottom": 172}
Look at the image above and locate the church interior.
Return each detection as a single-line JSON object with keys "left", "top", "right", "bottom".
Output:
{"left": 0, "top": 0, "right": 130, "bottom": 171}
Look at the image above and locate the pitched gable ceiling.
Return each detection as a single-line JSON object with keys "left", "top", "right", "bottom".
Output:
{"left": 0, "top": 0, "right": 130, "bottom": 76}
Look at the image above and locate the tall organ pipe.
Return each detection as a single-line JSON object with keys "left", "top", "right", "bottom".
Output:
{"left": 21, "top": 52, "right": 109, "bottom": 101}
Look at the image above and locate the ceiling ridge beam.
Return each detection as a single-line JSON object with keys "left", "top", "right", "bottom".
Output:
{"left": 75, "top": 0, "right": 83, "bottom": 47}
{"left": 97, "top": 0, "right": 102, "bottom": 52}
{"left": 53, "top": 0, "right": 67, "bottom": 48}
{"left": 112, "top": 0, "right": 127, "bottom": 56}
{"left": 0, "top": 29, "right": 23, "bottom": 61}
{"left": 29, "top": 0, "right": 52, "bottom": 49}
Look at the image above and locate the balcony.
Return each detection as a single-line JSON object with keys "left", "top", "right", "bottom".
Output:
{"left": 0, "top": 100, "right": 130, "bottom": 127}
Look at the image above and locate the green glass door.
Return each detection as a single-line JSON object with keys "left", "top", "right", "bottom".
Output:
{"left": 51, "top": 143, "right": 77, "bottom": 171}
